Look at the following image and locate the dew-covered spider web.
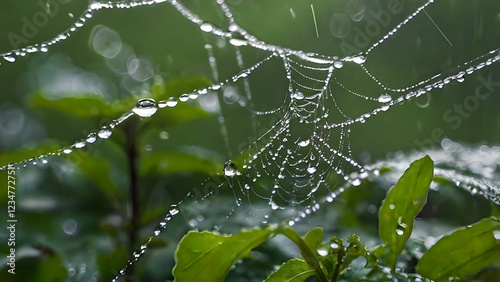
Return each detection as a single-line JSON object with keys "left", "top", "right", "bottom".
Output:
{"left": 0, "top": 0, "right": 499, "bottom": 280}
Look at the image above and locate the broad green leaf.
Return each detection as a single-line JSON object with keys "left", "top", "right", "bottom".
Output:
{"left": 416, "top": 217, "right": 500, "bottom": 281}
{"left": 173, "top": 227, "right": 274, "bottom": 282}
{"left": 303, "top": 227, "right": 324, "bottom": 251}
{"left": 379, "top": 155, "right": 434, "bottom": 270}
{"left": 140, "top": 151, "right": 221, "bottom": 177}
{"left": 30, "top": 93, "right": 117, "bottom": 120}
{"left": 265, "top": 259, "right": 317, "bottom": 282}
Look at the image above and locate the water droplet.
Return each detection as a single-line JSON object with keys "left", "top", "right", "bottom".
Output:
{"left": 159, "top": 131, "right": 169, "bottom": 140}
{"left": 378, "top": 94, "right": 392, "bottom": 103}
{"left": 154, "top": 230, "right": 161, "bottom": 236}
{"left": 330, "top": 242, "right": 340, "bottom": 249}
{"left": 333, "top": 61, "right": 343, "bottom": 68}
{"left": 291, "top": 91, "right": 305, "bottom": 100}
{"left": 317, "top": 248, "right": 328, "bottom": 256}
{"left": 165, "top": 97, "right": 179, "bottom": 107}
{"left": 98, "top": 126, "right": 112, "bottom": 139}
{"left": 86, "top": 133, "right": 97, "bottom": 143}
{"left": 396, "top": 217, "right": 407, "bottom": 235}
{"left": 298, "top": 140, "right": 310, "bottom": 147}
{"left": 63, "top": 148, "right": 72, "bottom": 154}
{"left": 307, "top": 166, "right": 317, "bottom": 174}
{"left": 270, "top": 200, "right": 279, "bottom": 210}
{"left": 224, "top": 161, "right": 239, "bottom": 177}
{"left": 389, "top": 203, "right": 395, "bottom": 210}
{"left": 229, "top": 38, "right": 248, "bottom": 46}
{"left": 73, "top": 141, "right": 86, "bottom": 149}
{"left": 352, "top": 55, "right": 366, "bottom": 64}
{"left": 179, "top": 94, "right": 189, "bottom": 102}
{"left": 351, "top": 178, "right": 361, "bottom": 186}
{"left": 132, "top": 98, "right": 158, "bottom": 117}
{"left": 3, "top": 53, "right": 16, "bottom": 63}
{"left": 169, "top": 205, "right": 180, "bottom": 215}
{"left": 200, "top": 22, "right": 214, "bottom": 32}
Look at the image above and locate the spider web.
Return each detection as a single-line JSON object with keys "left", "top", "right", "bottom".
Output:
{"left": 0, "top": 0, "right": 499, "bottom": 280}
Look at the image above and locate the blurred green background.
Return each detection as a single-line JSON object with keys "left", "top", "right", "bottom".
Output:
{"left": 0, "top": 0, "right": 499, "bottom": 281}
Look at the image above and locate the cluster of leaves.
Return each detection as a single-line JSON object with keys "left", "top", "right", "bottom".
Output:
{"left": 173, "top": 156, "right": 500, "bottom": 281}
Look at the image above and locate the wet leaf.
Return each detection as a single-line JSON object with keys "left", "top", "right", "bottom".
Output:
{"left": 173, "top": 227, "right": 274, "bottom": 282}
{"left": 265, "top": 259, "right": 316, "bottom": 282}
{"left": 416, "top": 217, "right": 500, "bottom": 281}
{"left": 379, "top": 155, "right": 434, "bottom": 270}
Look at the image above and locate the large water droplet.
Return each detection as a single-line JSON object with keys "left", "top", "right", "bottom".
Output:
{"left": 132, "top": 98, "right": 158, "bottom": 117}
{"left": 3, "top": 53, "right": 17, "bottom": 63}
{"left": 352, "top": 55, "right": 366, "bottom": 64}
{"left": 98, "top": 126, "right": 112, "bottom": 139}
{"left": 224, "top": 161, "right": 239, "bottom": 177}
{"left": 333, "top": 61, "right": 343, "bottom": 68}
{"left": 291, "top": 91, "right": 305, "bottom": 100}
{"left": 378, "top": 94, "right": 392, "bottom": 103}
{"left": 200, "top": 22, "right": 214, "bottom": 32}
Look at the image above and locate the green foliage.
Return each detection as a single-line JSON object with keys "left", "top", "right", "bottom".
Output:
{"left": 173, "top": 156, "right": 499, "bottom": 281}
{"left": 416, "top": 217, "right": 500, "bottom": 281}
{"left": 173, "top": 228, "right": 274, "bottom": 282}
{"left": 379, "top": 155, "right": 433, "bottom": 270}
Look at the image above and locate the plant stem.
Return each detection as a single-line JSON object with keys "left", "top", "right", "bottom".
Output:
{"left": 278, "top": 226, "right": 329, "bottom": 282}
{"left": 124, "top": 118, "right": 139, "bottom": 281}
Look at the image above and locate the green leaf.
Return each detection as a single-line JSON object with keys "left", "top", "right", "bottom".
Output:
{"left": 303, "top": 227, "right": 324, "bottom": 251}
{"left": 30, "top": 93, "right": 117, "bottom": 120}
{"left": 416, "top": 217, "right": 500, "bottom": 281}
{"left": 379, "top": 155, "right": 434, "bottom": 270}
{"left": 265, "top": 259, "right": 317, "bottom": 282}
{"left": 173, "top": 227, "right": 274, "bottom": 282}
